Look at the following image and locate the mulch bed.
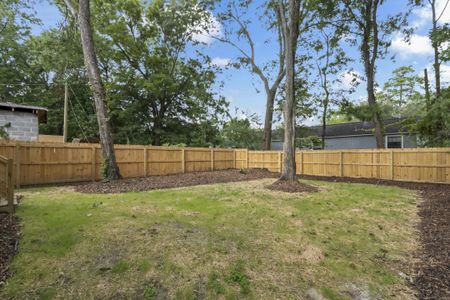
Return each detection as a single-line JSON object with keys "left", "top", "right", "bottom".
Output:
{"left": 299, "top": 175, "right": 450, "bottom": 300}
{"left": 0, "top": 214, "right": 19, "bottom": 286}
{"left": 266, "top": 179, "right": 319, "bottom": 193}
{"left": 75, "top": 169, "right": 278, "bottom": 194}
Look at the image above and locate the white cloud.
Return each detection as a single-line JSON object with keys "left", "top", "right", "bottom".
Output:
{"left": 191, "top": 13, "right": 222, "bottom": 45}
{"left": 412, "top": 0, "right": 450, "bottom": 28}
{"left": 339, "top": 70, "right": 361, "bottom": 89}
{"left": 210, "top": 57, "right": 231, "bottom": 67}
{"left": 412, "top": 7, "right": 432, "bottom": 28}
{"left": 391, "top": 34, "right": 433, "bottom": 58}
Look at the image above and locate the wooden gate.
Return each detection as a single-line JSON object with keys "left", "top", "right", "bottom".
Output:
{"left": 0, "top": 155, "right": 14, "bottom": 213}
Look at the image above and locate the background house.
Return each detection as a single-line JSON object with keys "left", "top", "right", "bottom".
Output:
{"left": 0, "top": 102, "right": 48, "bottom": 141}
{"left": 272, "top": 118, "right": 417, "bottom": 150}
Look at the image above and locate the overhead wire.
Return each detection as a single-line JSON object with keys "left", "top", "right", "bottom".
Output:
{"left": 68, "top": 95, "right": 90, "bottom": 143}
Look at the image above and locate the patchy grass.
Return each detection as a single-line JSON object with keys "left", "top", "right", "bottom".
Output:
{"left": 1, "top": 179, "right": 418, "bottom": 299}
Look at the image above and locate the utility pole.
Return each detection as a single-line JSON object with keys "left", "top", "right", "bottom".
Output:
{"left": 63, "top": 82, "right": 69, "bottom": 143}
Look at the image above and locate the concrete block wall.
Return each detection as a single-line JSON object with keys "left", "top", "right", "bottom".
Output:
{"left": 0, "top": 110, "right": 39, "bottom": 141}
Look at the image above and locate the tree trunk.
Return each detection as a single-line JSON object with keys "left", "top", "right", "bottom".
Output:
{"left": 321, "top": 101, "right": 328, "bottom": 150}
{"left": 77, "top": 0, "right": 121, "bottom": 179}
{"left": 153, "top": 134, "right": 161, "bottom": 146}
{"left": 367, "top": 72, "right": 384, "bottom": 148}
{"left": 431, "top": 1, "right": 441, "bottom": 98}
{"left": 262, "top": 89, "right": 276, "bottom": 150}
{"left": 281, "top": 61, "right": 296, "bottom": 181}
{"left": 424, "top": 68, "right": 431, "bottom": 112}
{"left": 361, "top": 0, "right": 384, "bottom": 149}
{"left": 278, "top": 0, "right": 299, "bottom": 182}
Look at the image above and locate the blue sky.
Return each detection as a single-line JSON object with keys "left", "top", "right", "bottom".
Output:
{"left": 31, "top": 0, "right": 449, "bottom": 126}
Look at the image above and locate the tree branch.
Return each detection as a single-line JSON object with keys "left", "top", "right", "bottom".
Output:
{"left": 62, "top": 0, "right": 78, "bottom": 19}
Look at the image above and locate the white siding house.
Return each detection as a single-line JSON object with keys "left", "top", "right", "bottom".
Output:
{"left": 271, "top": 118, "right": 418, "bottom": 150}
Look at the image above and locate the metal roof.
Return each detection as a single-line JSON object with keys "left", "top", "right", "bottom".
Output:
{"left": 0, "top": 102, "right": 48, "bottom": 111}
{"left": 0, "top": 102, "right": 48, "bottom": 123}
{"left": 304, "top": 118, "right": 411, "bottom": 138}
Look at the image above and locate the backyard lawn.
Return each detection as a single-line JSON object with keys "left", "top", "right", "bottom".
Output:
{"left": 1, "top": 179, "right": 418, "bottom": 299}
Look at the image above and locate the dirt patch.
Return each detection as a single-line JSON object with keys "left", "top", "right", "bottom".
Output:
{"left": 0, "top": 214, "right": 19, "bottom": 285}
{"left": 75, "top": 169, "right": 277, "bottom": 194}
{"left": 299, "top": 175, "right": 450, "bottom": 300}
{"left": 299, "top": 244, "right": 324, "bottom": 263}
{"left": 266, "top": 179, "right": 319, "bottom": 193}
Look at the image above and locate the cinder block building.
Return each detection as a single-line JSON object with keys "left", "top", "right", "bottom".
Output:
{"left": 0, "top": 102, "right": 48, "bottom": 141}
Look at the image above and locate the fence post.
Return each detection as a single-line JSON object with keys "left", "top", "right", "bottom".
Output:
{"left": 390, "top": 150, "right": 394, "bottom": 180}
{"left": 7, "top": 158, "right": 14, "bottom": 213}
{"left": 91, "top": 146, "right": 96, "bottom": 181}
{"left": 246, "top": 149, "right": 249, "bottom": 169}
{"left": 340, "top": 151, "right": 343, "bottom": 177}
{"left": 14, "top": 144, "right": 20, "bottom": 188}
{"left": 278, "top": 152, "right": 282, "bottom": 173}
{"left": 143, "top": 146, "right": 148, "bottom": 177}
{"left": 211, "top": 149, "right": 214, "bottom": 171}
{"left": 300, "top": 151, "right": 304, "bottom": 175}
{"left": 233, "top": 149, "right": 236, "bottom": 169}
{"left": 181, "top": 148, "right": 185, "bottom": 173}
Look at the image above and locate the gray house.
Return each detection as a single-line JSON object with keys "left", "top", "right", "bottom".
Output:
{"left": 0, "top": 102, "right": 48, "bottom": 141}
{"left": 272, "top": 118, "right": 418, "bottom": 150}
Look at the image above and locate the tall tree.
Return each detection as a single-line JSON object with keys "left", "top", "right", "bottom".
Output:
{"left": 62, "top": 0, "right": 120, "bottom": 180}
{"left": 217, "top": 0, "right": 285, "bottom": 150}
{"left": 276, "top": 0, "right": 335, "bottom": 181}
{"left": 94, "top": 0, "right": 228, "bottom": 146}
{"left": 380, "top": 66, "right": 423, "bottom": 117}
{"left": 342, "top": 0, "right": 409, "bottom": 148}
{"left": 277, "top": 0, "right": 300, "bottom": 181}
{"left": 414, "top": 3, "right": 450, "bottom": 146}
{"left": 428, "top": 0, "right": 448, "bottom": 97}
{"left": 313, "top": 30, "right": 350, "bottom": 149}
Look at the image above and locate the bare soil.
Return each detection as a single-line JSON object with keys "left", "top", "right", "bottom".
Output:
{"left": 299, "top": 175, "right": 450, "bottom": 300}
{"left": 0, "top": 214, "right": 19, "bottom": 286}
{"left": 75, "top": 169, "right": 278, "bottom": 194}
{"left": 266, "top": 179, "right": 319, "bottom": 193}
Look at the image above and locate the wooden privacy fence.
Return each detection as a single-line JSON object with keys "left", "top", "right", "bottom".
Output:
{"left": 0, "top": 141, "right": 236, "bottom": 186}
{"left": 235, "top": 148, "right": 450, "bottom": 184}
{"left": 0, "top": 140, "right": 448, "bottom": 185}
{"left": 0, "top": 155, "right": 14, "bottom": 213}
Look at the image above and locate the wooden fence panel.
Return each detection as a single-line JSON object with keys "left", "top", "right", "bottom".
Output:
{"left": 115, "top": 146, "right": 144, "bottom": 179}
{"left": 147, "top": 147, "right": 182, "bottom": 176}
{"left": 248, "top": 151, "right": 279, "bottom": 172}
{"left": 213, "top": 149, "right": 234, "bottom": 170}
{"left": 185, "top": 149, "right": 211, "bottom": 172}
{"left": 235, "top": 149, "right": 247, "bottom": 169}
{"left": 0, "top": 155, "right": 14, "bottom": 213}
{"left": 245, "top": 148, "right": 449, "bottom": 184}
{"left": 38, "top": 135, "right": 64, "bottom": 143}
{"left": 0, "top": 140, "right": 448, "bottom": 185}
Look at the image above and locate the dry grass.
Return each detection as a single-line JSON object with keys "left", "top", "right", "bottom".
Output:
{"left": 1, "top": 179, "right": 419, "bottom": 299}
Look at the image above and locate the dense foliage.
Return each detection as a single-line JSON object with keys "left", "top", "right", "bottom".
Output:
{"left": 0, "top": 0, "right": 448, "bottom": 149}
{"left": 1, "top": 0, "right": 228, "bottom": 146}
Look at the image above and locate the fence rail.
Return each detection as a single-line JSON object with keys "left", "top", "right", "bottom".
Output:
{"left": 0, "top": 155, "right": 14, "bottom": 213}
{"left": 0, "top": 140, "right": 449, "bottom": 186}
